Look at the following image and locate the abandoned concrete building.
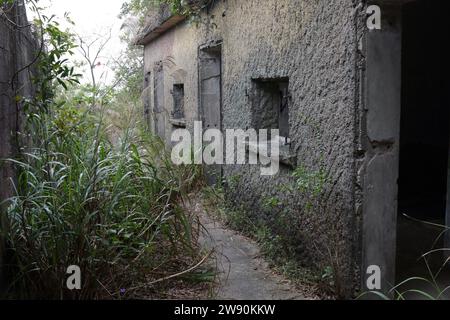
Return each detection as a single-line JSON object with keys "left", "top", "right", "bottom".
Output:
{"left": 137, "top": 0, "right": 450, "bottom": 296}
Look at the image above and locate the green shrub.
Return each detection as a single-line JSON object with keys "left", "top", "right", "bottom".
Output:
{"left": 1, "top": 106, "right": 201, "bottom": 299}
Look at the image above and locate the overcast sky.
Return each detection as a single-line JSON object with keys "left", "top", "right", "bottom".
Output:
{"left": 32, "top": 0, "right": 130, "bottom": 84}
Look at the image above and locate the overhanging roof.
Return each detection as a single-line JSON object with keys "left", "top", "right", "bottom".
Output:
{"left": 136, "top": 14, "right": 185, "bottom": 45}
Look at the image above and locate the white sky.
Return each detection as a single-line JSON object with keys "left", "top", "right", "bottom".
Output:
{"left": 30, "top": 0, "right": 129, "bottom": 84}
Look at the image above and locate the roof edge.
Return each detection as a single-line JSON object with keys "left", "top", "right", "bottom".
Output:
{"left": 136, "top": 14, "right": 185, "bottom": 45}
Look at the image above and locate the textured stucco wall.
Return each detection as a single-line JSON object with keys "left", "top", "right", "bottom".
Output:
{"left": 142, "top": 0, "right": 364, "bottom": 296}
{"left": 220, "top": 0, "right": 361, "bottom": 296}
{"left": 143, "top": 20, "right": 201, "bottom": 143}
{"left": 0, "top": 0, "right": 38, "bottom": 288}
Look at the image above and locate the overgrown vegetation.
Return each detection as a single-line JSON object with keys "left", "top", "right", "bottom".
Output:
{"left": 4, "top": 110, "right": 203, "bottom": 299}
{"left": 201, "top": 180, "right": 328, "bottom": 298}
{"left": 119, "top": 0, "right": 214, "bottom": 28}
{"left": 3, "top": 0, "right": 447, "bottom": 302}
{"left": 360, "top": 218, "right": 450, "bottom": 300}
{"left": 0, "top": 0, "right": 206, "bottom": 299}
{"left": 200, "top": 160, "right": 352, "bottom": 299}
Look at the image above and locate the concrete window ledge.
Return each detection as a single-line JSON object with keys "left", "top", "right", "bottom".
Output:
{"left": 246, "top": 138, "right": 297, "bottom": 168}
{"left": 278, "top": 145, "right": 297, "bottom": 168}
{"left": 170, "top": 118, "right": 187, "bottom": 128}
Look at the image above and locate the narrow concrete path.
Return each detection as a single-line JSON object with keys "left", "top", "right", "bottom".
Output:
{"left": 188, "top": 199, "right": 314, "bottom": 300}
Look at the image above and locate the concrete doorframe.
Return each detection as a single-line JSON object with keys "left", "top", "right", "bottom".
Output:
{"left": 447, "top": 166, "right": 450, "bottom": 255}
{"left": 361, "top": 2, "right": 403, "bottom": 293}
{"left": 362, "top": 0, "right": 450, "bottom": 293}
{"left": 198, "top": 41, "right": 223, "bottom": 185}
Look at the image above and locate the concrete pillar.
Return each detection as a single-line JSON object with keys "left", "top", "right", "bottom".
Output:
{"left": 362, "top": 3, "right": 403, "bottom": 295}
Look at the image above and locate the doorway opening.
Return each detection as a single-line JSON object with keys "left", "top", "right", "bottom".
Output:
{"left": 154, "top": 62, "right": 166, "bottom": 141}
{"left": 199, "top": 43, "right": 222, "bottom": 185}
{"left": 396, "top": 0, "right": 450, "bottom": 295}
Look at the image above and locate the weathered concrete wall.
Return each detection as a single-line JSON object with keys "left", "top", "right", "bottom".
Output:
{"left": 0, "top": 0, "right": 38, "bottom": 288}
{"left": 142, "top": 0, "right": 364, "bottom": 296}
{"left": 221, "top": 0, "right": 361, "bottom": 296}
{"left": 142, "top": 18, "right": 200, "bottom": 143}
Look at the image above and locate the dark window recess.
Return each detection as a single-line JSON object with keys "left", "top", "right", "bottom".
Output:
{"left": 144, "top": 71, "right": 151, "bottom": 88}
{"left": 171, "top": 84, "right": 185, "bottom": 120}
{"left": 251, "top": 78, "right": 290, "bottom": 143}
{"left": 144, "top": 71, "right": 151, "bottom": 117}
{"left": 153, "top": 63, "right": 165, "bottom": 139}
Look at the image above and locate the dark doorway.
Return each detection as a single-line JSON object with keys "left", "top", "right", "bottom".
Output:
{"left": 396, "top": 0, "right": 450, "bottom": 294}
{"left": 199, "top": 44, "right": 222, "bottom": 185}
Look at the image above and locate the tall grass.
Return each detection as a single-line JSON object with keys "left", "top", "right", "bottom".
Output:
{"left": 359, "top": 216, "right": 450, "bottom": 300}
{"left": 1, "top": 103, "right": 202, "bottom": 299}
